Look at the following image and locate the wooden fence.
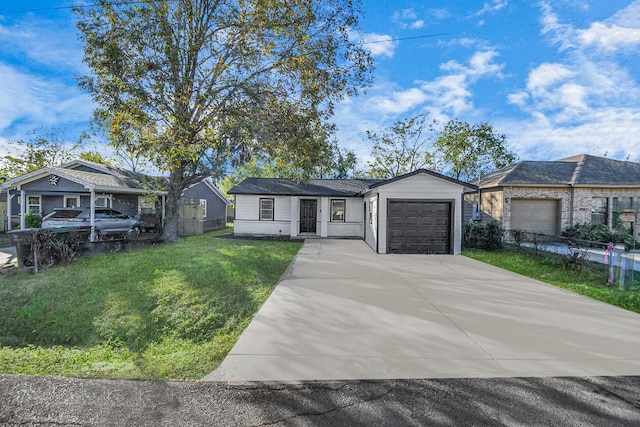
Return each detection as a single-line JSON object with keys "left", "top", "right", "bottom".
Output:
{"left": 178, "top": 204, "right": 204, "bottom": 237}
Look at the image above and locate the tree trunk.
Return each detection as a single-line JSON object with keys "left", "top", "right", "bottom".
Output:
{"left": 161, "top": 169, "right": 184, "bottom": 242}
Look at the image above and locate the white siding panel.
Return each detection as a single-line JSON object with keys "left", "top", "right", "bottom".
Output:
{"left": 364, "top": 195, "right": 377, "bottom": 252}
{"left": 365, "top": 173, "right": 466, "bottom": 255}
{"left": 233, "top": 195, "right": 292, "bottom": 235}
{"left": 325, "top": 197, "right": 363, "bottom": 238}
{"left": 234, "top": 195, "right": 261, "bottom": 220}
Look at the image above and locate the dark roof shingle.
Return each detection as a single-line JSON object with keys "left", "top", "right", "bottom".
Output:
{"left": 228, "top": 178, "right": 382, "bottom": 196}
{"left": 479, "top": 154, "right": 640, "bottom": 187}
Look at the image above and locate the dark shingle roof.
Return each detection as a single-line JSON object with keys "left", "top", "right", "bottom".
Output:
{"left": 228, "top": 178, "right": 382, "bottom": 196}
{"left": 479, "top": 161, "right": 578, "bottom": 186}
{"left": 479, "top": 154, "right": 640, "bottom": 188}
{"left": 558, "top": 154, "right": 640, "bottom": 185}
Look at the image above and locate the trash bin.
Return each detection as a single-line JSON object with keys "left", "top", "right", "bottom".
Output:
{"left": 8, "top": 229, "right": 35, "bottom": 268}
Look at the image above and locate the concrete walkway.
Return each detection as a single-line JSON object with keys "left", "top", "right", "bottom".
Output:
{"left": 0, "top": 246, "right": 16, "bottom": 267}
{"left": 205, "top": 239, "right": 640, "bottom": 382}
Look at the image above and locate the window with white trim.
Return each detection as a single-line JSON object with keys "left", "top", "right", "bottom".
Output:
{"left": 64, "top": 195, "right": 80, "bottom": 208}
{"left": 260, "top": 198, "right": 274, "bottom": 221}
{"left": 199, "top": 199, "right": 207, "bottom": 218}
{"left": 27, "top": 195, "right": 41, "bottom": 214}
{"left": 331, "top": 199, "right": 345, "bottom": 222}
{"left": 95, "top": 195, "right": 110, "bottom": 208}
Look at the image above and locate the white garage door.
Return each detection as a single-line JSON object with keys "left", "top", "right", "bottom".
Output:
{"left": 510, "top": 199, "right": 559, "bottom": 236}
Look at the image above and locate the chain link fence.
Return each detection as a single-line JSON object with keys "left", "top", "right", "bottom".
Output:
{"left": 505, "top": 229, "right": 639, "bottom": 290}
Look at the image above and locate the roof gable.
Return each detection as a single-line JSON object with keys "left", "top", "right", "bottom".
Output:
{"left": 365, "top": 169, "right": 476, "bottom": 191}
{"left": 0, "top": 162, "right": 168, "bottom": 195}
{"left": 182, "top": 177, "right": 231, "bottom": 205}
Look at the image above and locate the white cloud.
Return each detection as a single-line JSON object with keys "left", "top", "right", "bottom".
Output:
{"left": 608, "top": 0, "right": 640, "bottom": 28}
{"left": 369, "top": 88, "right": 429, "bottom": 115}
{"left": 0, "top": 63, "right": 93, "bottom": 144}
{"left": 392, "top": 8, "right": 425, "bottom": 30}
{"left": 501, "top": 2, "right": 640, "bottom": 163}
{"left": 578, "top": 22, "right": 640, "bottom": 53}
{"left": 0, "top": 15, "right": 84, "bottom": 72}
{"left": 428, "top": 8, "right": 451, "bottom": 20}
{"left": 526, "top": 63, "right": 574, "bottom": 92}
{"left": 417, "top": 50, "right": 504, "bottom": 116}
{"left": 357, "top": 32, "right": 398, "bottom": 58}
{"left": 500, "top": 107, "right": 640, "bottom": 162}
{"left": 472, "top": 1, "right": 508, "bottom": 17}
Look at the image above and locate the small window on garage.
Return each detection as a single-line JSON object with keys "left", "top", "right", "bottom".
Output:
{"left": 260, "top": 198, "right": 274, "bottom": 221}
{"left": 591, "top": 197, "right": 608, "bottom": 225}
{"left": 331, "top": 199, "right": 345, "bottom": 222}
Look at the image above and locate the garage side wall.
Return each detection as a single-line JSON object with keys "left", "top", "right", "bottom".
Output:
{"left": 364, "top": 174, "right": 466, "bottom": 255}
{"left": 364, "top": 195, "right": 378, "bottom": 252}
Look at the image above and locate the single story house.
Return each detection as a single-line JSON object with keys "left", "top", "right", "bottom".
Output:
{"left": 0, "top": 159, "right": 168, "bottom": 240}
{"left": 228, "top": 170, "right": 476, "bottom": 254}
{"left": 468, "top": 154, "right": 640, "bottom": 241}
{"left": 1, "top": 159, "right": 232, "bottom": 240}
{"left": 181, "top": 176, "right": 231, "bottom": 232}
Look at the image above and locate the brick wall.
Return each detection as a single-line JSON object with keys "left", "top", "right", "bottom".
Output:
{"left": 474, "top": 186, "right": 640, "bottom": 239}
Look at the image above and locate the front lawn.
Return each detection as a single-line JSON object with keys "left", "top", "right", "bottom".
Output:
{"left": 464, "top": 249, "right": 640, "bottom": 314}
{"left": 0, "top": 229, "right": 302, "bottom": 379}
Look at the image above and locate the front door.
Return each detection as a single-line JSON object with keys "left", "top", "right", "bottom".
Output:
{"left": 300, "top": 199, "right": 317, "bottom": 233}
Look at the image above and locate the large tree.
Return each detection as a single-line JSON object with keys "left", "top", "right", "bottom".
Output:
{"left": 364, "top": 114, "right": 439, "bottom": 179}
{"left": 75, "top": 0, "right": 372, "bottom": 240}
{"left": 434, "top": 119, "right": 518, "bottom": 181}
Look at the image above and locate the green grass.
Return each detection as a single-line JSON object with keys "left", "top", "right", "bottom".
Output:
{"left": 464, "top": 248, "right": 640, "bottom": 314}
{"left": 0, "top": 229, "right": 302, "bottom": 379}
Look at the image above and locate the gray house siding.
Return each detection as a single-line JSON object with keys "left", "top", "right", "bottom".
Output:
{"left": 23, "top": 175, "right": 87, "bottom": 193}
{"left": 182, "top": 182, "right": 228, "bottom": 231}
{"left": 112, "top": 195, "right": 139, "bottom": 217}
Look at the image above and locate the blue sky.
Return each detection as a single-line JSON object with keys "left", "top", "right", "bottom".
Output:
{"left": 1, "top": 0, "right": 640, "bottom": 169}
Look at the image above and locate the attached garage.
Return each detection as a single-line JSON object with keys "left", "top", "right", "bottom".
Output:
{"left": 510, "top": 199, "right": 560, "bottom": 236}
{"left": 387, "top": 200, "right": 452, "bottom": 254}
{"left": 363, "top": 170, "right": 475, "bottom": 255}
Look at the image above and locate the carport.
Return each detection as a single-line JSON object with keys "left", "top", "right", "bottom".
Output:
{"left": 206, "top": 239, "right": 640, "bottom": 381}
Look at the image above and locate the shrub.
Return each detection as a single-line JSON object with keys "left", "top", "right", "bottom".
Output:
{"left": 464, "top": 221, "right": 503, "bottom": 250}
{"left": 24, "top": 212, "right": 42, "bottom": 228}
{"left": 562, "top": 223, "right": 633, "bottom": 248}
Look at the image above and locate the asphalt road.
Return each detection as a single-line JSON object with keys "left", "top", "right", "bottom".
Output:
{"left": 2, "top": 374, "right": 640, "bottom": 426}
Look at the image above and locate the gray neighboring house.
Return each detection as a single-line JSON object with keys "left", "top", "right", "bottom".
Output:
{"left": 181, "top": 176, "right": 231, "bottom": 232}
{"left": 468, "top": 154, "right": 640, "bottom": 241}
{"left": 229, "top": 170, "right": 475, "bottom": 254}
{"left": 0, "top": 159, "right": 167, "bottom": 240}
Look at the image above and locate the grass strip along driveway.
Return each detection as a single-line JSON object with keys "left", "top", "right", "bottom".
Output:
{"left": 0, "top": 230, "right": 302, "bottom": 380}
{"left": 464, "top": 249, "right": 640, "bottom": 315}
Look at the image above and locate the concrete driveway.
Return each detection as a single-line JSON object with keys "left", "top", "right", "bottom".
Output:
{"left": 205, "top": 239, "right": 640, "bottom": 381}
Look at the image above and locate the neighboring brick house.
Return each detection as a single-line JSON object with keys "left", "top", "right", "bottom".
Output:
{"left": 466, "top": 154, "right": 640, "bottom": 241}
